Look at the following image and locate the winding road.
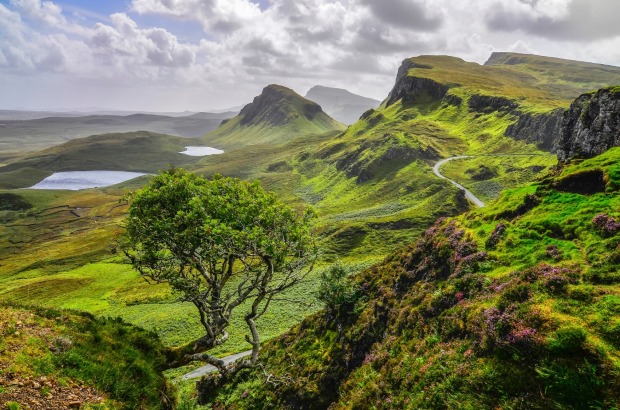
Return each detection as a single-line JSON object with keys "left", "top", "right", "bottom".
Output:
{"left": 181, "top": 350, "right": 253, "bottom": 380}
{"left": 433, "top": 156, "right": 485, "bottom": 208}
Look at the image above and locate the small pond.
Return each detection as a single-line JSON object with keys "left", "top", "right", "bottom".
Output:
{"left": 180, "top": 146, "right": 224, "bottom": 156}
{"left": 28, "top": 171, "right": 148, "bottom": 190}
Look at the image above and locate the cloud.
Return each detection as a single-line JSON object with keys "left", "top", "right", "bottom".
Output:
{"left": 485, "top": 0, "right": 620, "bottom": 41}
{"left": 91, "top": 13, "right": 196, "bottom": 70}
{"left": 130, "top": 0, "right": 262, "bottom": 35}
{"left": 358, "top": 0, "right": 442, "bottom": 31}
{"left": 2, "top": 0, "right": 620, "bottom": 111}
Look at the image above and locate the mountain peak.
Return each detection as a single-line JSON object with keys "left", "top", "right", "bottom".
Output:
{"left": 238, "top": 84, "right": 325, "bottom": 127}
{"left": 304, "top": 85, "right": 380, "bottom": 124}
{"left": 204, "top": 84, "right": 345, "bottom": 146}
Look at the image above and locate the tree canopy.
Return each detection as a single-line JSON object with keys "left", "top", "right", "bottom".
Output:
{"left": 119, "top": 167, "right": 317, "bottom": 374}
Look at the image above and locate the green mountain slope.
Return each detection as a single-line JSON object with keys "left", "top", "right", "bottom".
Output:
{"left": 0, "top": 131, "right": 208, "bottom": 188}
{"left": 202, "top": 84, "right": 346, "bottom": 148}
{"left": 202, "top": 146, "right": 620, "bottom": 409}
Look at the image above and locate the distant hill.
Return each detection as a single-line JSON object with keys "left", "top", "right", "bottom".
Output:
{"left": 0, "top": 131, "right": 208, "bottom": 188}
{"left": 0, "top": 112, "right": 235, "bottom": 154}
{"left": 305, "top": 85, "right": 380, "bottom": 124}
{"left": 203, "top": 84, "right": 346, "bottom": 148}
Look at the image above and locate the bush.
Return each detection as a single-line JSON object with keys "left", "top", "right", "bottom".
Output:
{"left": 592, "top": 213, "right": 620, "bottom": 237}
{"left": 547, "top": 326, "right": 587, "bottom": 355}
{"left": 317, "top": 264, "right": 362, "bottom": 321}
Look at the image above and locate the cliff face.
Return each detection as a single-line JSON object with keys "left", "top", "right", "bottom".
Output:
{"left": 505, "top": 109, "right": 564, "bottom": 152}
{"left": 238, "top": 84, "right": 323, "bottom": 127}
{"left": 557, "top": 87, "right": 620, "bottom": 161}
{"left": 384, "top": 59, "right": 449, "bottom": 107}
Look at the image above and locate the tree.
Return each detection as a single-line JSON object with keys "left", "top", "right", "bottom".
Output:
{"left": 119, "top": 168, "right": 317, "bottom": 376}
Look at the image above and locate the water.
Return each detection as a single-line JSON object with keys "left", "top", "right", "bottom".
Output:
{"left": 28, "top": 171, "right": 148, "bottom": 190}
{"left": 180, "top": 146, "right": 224, "bottom": 156}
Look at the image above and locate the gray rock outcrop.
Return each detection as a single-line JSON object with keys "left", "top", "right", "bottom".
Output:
{"left": 557, "top": 87, "right": 620, "bottom": 161}
{"left": 505, "top": 109, "right": 564, "bottom": 152}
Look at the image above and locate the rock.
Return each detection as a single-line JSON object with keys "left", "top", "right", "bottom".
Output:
{"left": 557, "top": 87, "right": 620, "bottom": 161}
{"left": 384, "top": 59, "right": 449, "bottom": 107}
{"left": 32, "top": 381, "right": 41, "bottom": 389}
{"left": 505, "top": 108, "right": 564, "bottom": 151}
{"left": 468, "top": 94, "right": 519, "bottom": 114}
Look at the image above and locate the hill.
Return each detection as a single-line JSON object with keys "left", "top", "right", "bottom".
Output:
{"left": 199, "top": 142, "right": 620, "bottom": 408}
{"left": 0, "top": 111, "right": 234, "bottom": 154}
{"left": 202, "top": 84, "right": 346, "bottom": 148}
{"left": 305, "top": 85, "right": 380, "bottom": 124}
{"left": 0, "top": 304, "right": 172, "bottom": 409}
{"left": 0, "top": 131, "right": 210, "bottom": 189}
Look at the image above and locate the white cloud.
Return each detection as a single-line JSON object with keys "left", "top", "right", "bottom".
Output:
{"left": 1, "top": 0, "right": 620, "bottom": 111}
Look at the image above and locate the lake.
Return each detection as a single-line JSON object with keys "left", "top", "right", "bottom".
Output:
{"left": 28, "top": 171, "right": 148, "bottom": 190}
{"left": 180, "top": 146, "right": 224, "bottom": 156}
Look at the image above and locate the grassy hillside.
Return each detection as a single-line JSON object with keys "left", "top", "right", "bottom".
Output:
{"left": 0, "top": 112, "right": 233, "bottom": 154}
{"left": 0, "top": 131, "right": 208, "bottom": 189}
{"left": 200, "top": 147, "right": 620, "bottom": 409}
{"left": 0, "top": 54, "right": 619, "bottom": 408}
{"left": 0, "top": 304, "right": 172, "bottom": 409}
{"left": 202, "top": 84, "right": 346, "bottom": 148}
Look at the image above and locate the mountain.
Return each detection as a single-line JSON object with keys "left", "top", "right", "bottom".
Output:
{"left": 305, "top": 85, "right": 380, "bottom": 124}
{"left": 202, "top": 84, "right": 346, "bottom": 148}
{"left": 197, "top": 90, "right": 620, "bottom": 408}
{"left": 0, "top": 111, "right": 235, "bottom": 154}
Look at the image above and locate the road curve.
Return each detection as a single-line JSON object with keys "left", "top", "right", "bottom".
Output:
{"left": 181, "top": 350, "right": 253, "bottom": 380}
{"left": 433, "top": 156, "right": 485, "bottom": 208}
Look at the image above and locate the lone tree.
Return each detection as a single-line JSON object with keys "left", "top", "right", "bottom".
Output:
{"left": 119, "top": 168, "right": 317, "bottom": 377}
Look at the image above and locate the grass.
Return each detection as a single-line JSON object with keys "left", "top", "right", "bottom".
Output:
{"left": 1, "top": 53, "right": 619, "bottom": 407}
{"left": 199, "top": 147, "right": 620, "bottom": 409}
{"left": 0, "top": 304, "right": 172, "bottom": 409}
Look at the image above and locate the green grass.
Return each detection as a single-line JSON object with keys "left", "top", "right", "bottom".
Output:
{"left": 0, "top": 304, "right": 172, "bottom": 409}
{"left": 199, "top": 147, "right": 620, "bottom": 409}
{"left": 439, "top": 154, "right": 557, "bottom": 202}
{"left": 1, "top": 54, "right": 619, "bottom": 408}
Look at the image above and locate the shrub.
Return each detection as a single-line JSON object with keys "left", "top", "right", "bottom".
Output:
{"left": 592, "top": 213, "right": 620, "bottom": 236}
{"left": 485, "top": 223, "right": 506, "bottom": 250}
{"left": 317, "top": 264, "right": 362, "bottom": 321}
{"left": 547, "top": 326, "right": 587, "bottom": 355}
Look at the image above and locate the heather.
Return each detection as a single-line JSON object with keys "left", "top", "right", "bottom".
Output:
{"left": 200, "top": 148, "right": 620, "bottom": 409}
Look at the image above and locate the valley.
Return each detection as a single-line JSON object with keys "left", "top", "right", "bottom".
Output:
{"left": 1, "top": 51, "right": 620, "bottom": 409}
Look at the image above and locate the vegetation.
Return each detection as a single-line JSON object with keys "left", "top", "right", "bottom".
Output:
{"left": 202, "top": 84, "right": 345, "bottom": 148}
{"left": 120, "top": 168, "right": 318, "bottom": 378}
{"left": 198, "top": 147, "right": 620, "bottom": 409}
{"left": 1, "top": 53, "right": 620, "bottom": 407}
{"left": 0, "top": 304, "right": 172, "bottom": 409}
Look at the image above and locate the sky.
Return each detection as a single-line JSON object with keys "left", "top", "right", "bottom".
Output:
{"left": 1, "top": 0, "right": 620, "bottom": 112}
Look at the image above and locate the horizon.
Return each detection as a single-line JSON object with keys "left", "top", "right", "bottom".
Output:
{"left": 2, "top": 0, "right": 620, "bottom": 111}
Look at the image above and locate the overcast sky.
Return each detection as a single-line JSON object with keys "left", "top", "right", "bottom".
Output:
{"left": 1, "top": 0, "right": 620, "bottom": 112}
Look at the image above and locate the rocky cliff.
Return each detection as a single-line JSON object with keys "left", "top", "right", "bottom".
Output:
{"left": 505, "top": 109, "right": 564, "bottom": 152}
{"left": 384, "top": 59, "right": 449, "bottom": 107}
{"left": 557, "top": 87, "right": 620, "bottom": 161}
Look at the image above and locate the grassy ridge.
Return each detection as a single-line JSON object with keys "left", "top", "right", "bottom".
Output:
{"left": 202, "top": 147, "right": 620, "bottom": 409}
{"left": 0, "top": 304, "right": 172, "bottom": 409}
